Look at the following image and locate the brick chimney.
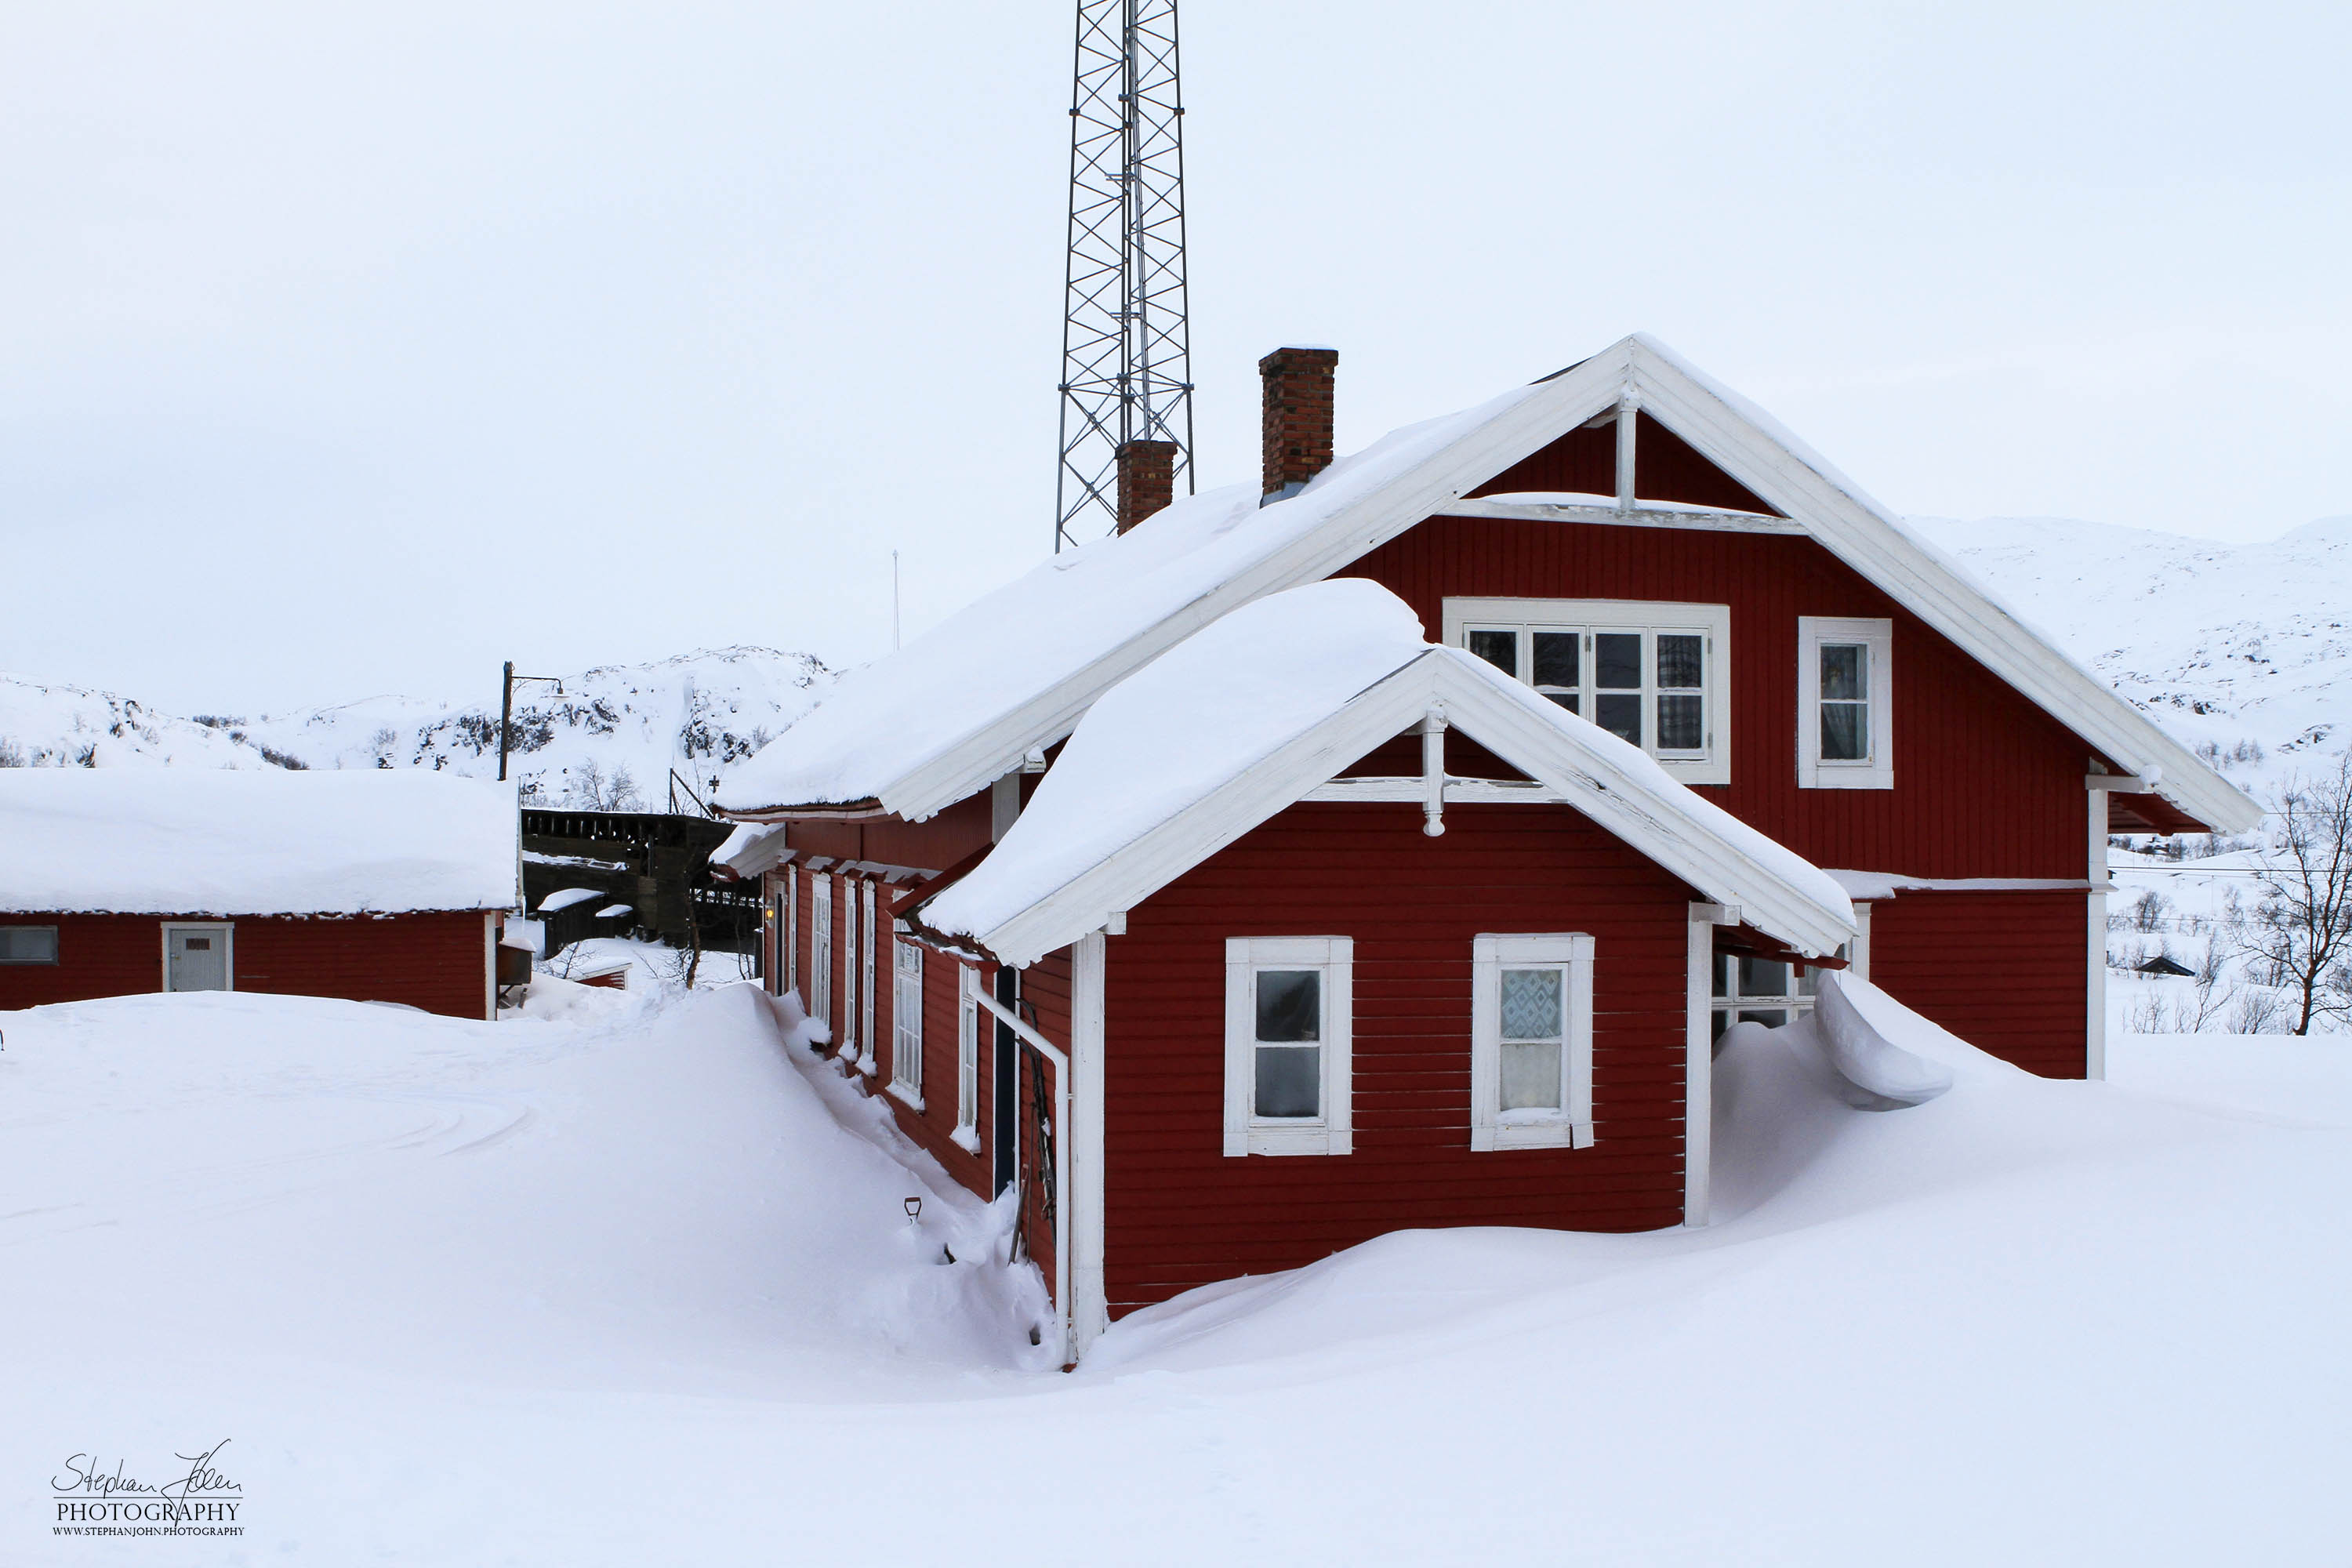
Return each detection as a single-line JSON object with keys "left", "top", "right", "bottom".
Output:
{"left": 1259, "top": 346, "right": 1338, "bottom": 504}
{"left": 1115, "top": 439, "right": 1178, "bottom": 535}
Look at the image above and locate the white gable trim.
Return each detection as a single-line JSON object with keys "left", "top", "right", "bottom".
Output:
{"left": 934, "top": 650, "right": 1854, "bottom": 967}
{"left": 865, "top": 337, "right": 2253, "bottom": 836}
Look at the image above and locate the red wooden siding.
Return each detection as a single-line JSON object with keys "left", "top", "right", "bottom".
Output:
{"left": 1349, "top": 517, "right": 2100, "bottom": 880}
{"left": 1867, "top": 891, "right": 2089, "bottom": 1080}
{"left": 763, "top": 862, "right": 999, "bottom": 1204}
{"left": 1467, "top": 411, "right": 1782, "bottom": 517}
{"left": 1344, "top": 513, "right": 2104, "bottom": 1076}
{"left": 0, "top": 912, "right": 491, "bottom": 1018}
{"left": 1100, "top": 800, "right": 1696, "bottom": 1318}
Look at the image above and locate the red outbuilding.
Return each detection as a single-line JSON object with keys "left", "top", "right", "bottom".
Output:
{"left": 0, "top": 768, "right": 517, "bottom": 1020}
{"left": 709, "top": 334, "right": 2261, "bottom": 1362}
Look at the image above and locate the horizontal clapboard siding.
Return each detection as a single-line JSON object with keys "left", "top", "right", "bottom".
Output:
{"left": 0, "top": 911, "right": 491, "bottom": 1018}
{"left": 1868, "top": 891, "right": 2090, "bottom": 1080}
{"left": 1101, "top": 800, "right": 1693, "bottom": 1317}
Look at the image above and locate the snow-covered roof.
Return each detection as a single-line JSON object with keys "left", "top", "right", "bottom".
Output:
{"left": 919, "top": 582, "right": 1856, "bottom": 966}
{"left": 0, "top": 769, "right": 517, "bottom": 916}
{"left": 717, "top": 333, "right": 2259, "bottom": 837}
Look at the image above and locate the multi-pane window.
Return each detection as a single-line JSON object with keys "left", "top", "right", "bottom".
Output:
{"left": 954, "top": 990, "right": 981, "bottom": 1149}
{"left": 891, "top": 936, "right": 924, "bottom": 1104}
{"left": 1797, "top": 616, "right": 1893, "bottom": 788}
{"left": 1470, "top": 933, "right": 1595, "bottom": 1151}
{"left": 859, "top": 881, "right": 878, "bottom": 1075}
{"left": 1819, "top": 643, "right": 1870, "bottom": 760}
{"left": 1446, "top": 598, "right": 1731, "bottom": 782}
{"left": 0, "top": 926, "right": 59, "bottom": 964}
{"left": 810, "top": 873, "right": 833, "bottom": 1029}
{"left": 1223, "top": 937, "right": 1354, "bottom": 1156}
{"left": 1709, "top": 947, "right": 1852, "bottom": 1040}
{"left": 841, "top": 878, "right": 862, "bottom": 1061}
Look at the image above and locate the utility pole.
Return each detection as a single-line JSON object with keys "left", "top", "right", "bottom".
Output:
{"left": 1054, "top": 0, "right": 1195, "bottom": 550}
{"left": 497, "top": 662, "right": 564, "bottom": 784}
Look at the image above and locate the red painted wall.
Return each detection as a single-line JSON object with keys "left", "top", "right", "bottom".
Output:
{"left": 1346, "top": 508, "right": 2107, "bottom": 1075}
{"left": 1867, "top": 891, "right": 2089, "bottom": 1080}
{"left": 766, "top": 862, "right": 998, "bottom": 1203}
{"left": 0, "top": 912, "right": 490, "bottom": 1018}
{"left": 1100, "top": 799, "right": 1696, "bottom": 1317}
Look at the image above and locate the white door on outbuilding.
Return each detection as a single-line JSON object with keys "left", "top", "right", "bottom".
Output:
{"left": 165, "top": 924, "right": 232, "bottom": 992}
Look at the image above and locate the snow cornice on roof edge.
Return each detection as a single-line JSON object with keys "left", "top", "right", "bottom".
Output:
{"left": 921, "top": 641, "right": 1856, "bottom": 969}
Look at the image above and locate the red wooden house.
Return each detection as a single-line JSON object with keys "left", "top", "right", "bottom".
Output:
{"left": 0, "top": 768, "right": 517, "bottom": 1019}
{"left": 711, "top": 335, "right": 2258, "bottom": 1362}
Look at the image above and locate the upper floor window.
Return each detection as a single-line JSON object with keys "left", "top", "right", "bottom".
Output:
{"left": 1797, "top": 616, "right": 1893, "bottom": 789}
{"left": 1443, "top": 597, "right": 1732, "bottom": 784}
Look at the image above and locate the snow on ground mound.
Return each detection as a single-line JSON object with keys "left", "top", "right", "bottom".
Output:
{"left": 5, "top": 985, "right": 2347, "bottom": 1563}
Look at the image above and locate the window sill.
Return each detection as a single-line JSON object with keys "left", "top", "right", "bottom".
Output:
{"left": 1224, "top": 1124, "right": 1353, "bottom": 1157}
{"left": 1799, "top": 765, "right": 1893, "bottom": 790}
{"left": 1471, "top": 1120, "right": 1595, "bottom": 1152}
{"left": 886, "top": 1081, "right": 925, "bottom": 1112}
{"left": 949, "top": 1126, "right": 982, "bottom": 1155}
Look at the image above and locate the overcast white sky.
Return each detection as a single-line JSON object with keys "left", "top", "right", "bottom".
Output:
{"left": 5, "top": 2, "right": 2347, "bottom": 714}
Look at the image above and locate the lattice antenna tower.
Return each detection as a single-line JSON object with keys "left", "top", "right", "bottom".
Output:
{"left": 1054, "top": 0, "right": 1194, "bottom": 550}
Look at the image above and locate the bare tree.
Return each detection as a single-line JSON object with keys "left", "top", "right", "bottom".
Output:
{"left": 2241, "top": 750, "right": 2352, "bottom": 1036}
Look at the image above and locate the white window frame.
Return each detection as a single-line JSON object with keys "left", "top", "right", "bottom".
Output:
{"left": 809, "top": 873, "right": 833, "bottom": 1028}
{"left": 953, "top": 982, "right": 982, "bottom": 1152}
{"left": 1797, "top": 615, "right": 1893, "bottom": 789}
{"left": 783, "top": 866, "right": 798, "bottom": 996}
{"left": 1470, "top": 934, "right": 1595, "bottom": 1151}
{"left": 161, "top": 922, "right": 235, "bottom": 993}
{"left": 890, "top": 931, "right": 924, "bottom": 1108}
{"left": 840, "top": 878, "right": 862, "bottom": 1062}
{"left": 0, "top": 925, "right": 60, "bottom": 964}
{"left": 1443, "top": 597, "right": 1732, "bottom": 784}
{"left": 1223, "top": 936, "right": 1353, "bottom": 1157}
{"left": 1709, "top": 946, "right": 1849, "bottom": 1040}
{"left": 858, "top": 880, "right": 878, "bottom": 1075}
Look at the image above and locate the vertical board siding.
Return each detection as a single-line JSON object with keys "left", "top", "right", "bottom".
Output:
{"left": 1102, "top": 800, "right": 1693, "bottom": 1316}
{"left": 0, "top": 912, "right": 491, "bottom": 1018}
{"left": 1867, "top": 891, "right": 2090, "bottom": 1079}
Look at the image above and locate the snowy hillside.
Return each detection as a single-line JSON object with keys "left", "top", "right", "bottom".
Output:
{"left": 0, "top": 648, "right": 833, "bottom": 811}
{"left": 0, "top": 675, "right": 301, "bottom": 770}
{"left": 1907, "top": 514, "right": 2350, "bottom": 795}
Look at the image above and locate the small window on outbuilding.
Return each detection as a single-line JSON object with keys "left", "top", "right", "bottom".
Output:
{"left": 0, "top": 926, "right": 60, "bottom": 964}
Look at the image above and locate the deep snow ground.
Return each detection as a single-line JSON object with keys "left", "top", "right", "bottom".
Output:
{"left": 3, "top": 987, "right": 2347, "bottom": 1565}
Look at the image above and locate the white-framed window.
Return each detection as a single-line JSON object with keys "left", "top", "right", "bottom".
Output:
{"left": 1709, "top": 949, "right": 1848, "bottom": 1040}
{"left": 840, "top": 878, "right": 862, "bottom": 1061}
{"left": 1797, "top": 616, "right": 1893, "bottom": 789}
{"left": 1223, "top": 936, "right": 1353, "bottom": 1157}
{"left": 891, "top": 933, "right": 924, "bottom": 1106}
{"left": 1470, "top": 934, "right": 1595, "bottom": 1151}
{"left": 859, "top": 881, "right": 878, "bottom": 1075}
{"left": 953, "top": 983, "right": 981, "bottom": 1152}
{"left": 1443, "top": 597, "right": 1732, "bottom": 783}
{"left": 810, "top": 873, "right": 833, "bottom": 1027}
{"left": 0, "top": 925, "right": 60, "bottom": 964}
{"left": 783, "top": 866, "right": 798, "bottom": 996}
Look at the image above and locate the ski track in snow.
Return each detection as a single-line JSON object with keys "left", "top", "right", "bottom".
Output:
{"left": 2, "top": 983, "right": 2348, "bottom": 1563}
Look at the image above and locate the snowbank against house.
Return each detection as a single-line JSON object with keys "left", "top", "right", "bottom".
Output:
{"left": 0, "top": 768, "right": 517, "bottom": 915}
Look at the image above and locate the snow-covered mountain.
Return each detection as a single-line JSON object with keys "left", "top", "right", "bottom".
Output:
{"left": 4, "top": 516, "right": 2343, "bottom": 806}
{"left": 0, "top": 648, "right": 833, "bottom": 810}
{"left": 1905, "top": 514, "right": 2349, "bottom": 797}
